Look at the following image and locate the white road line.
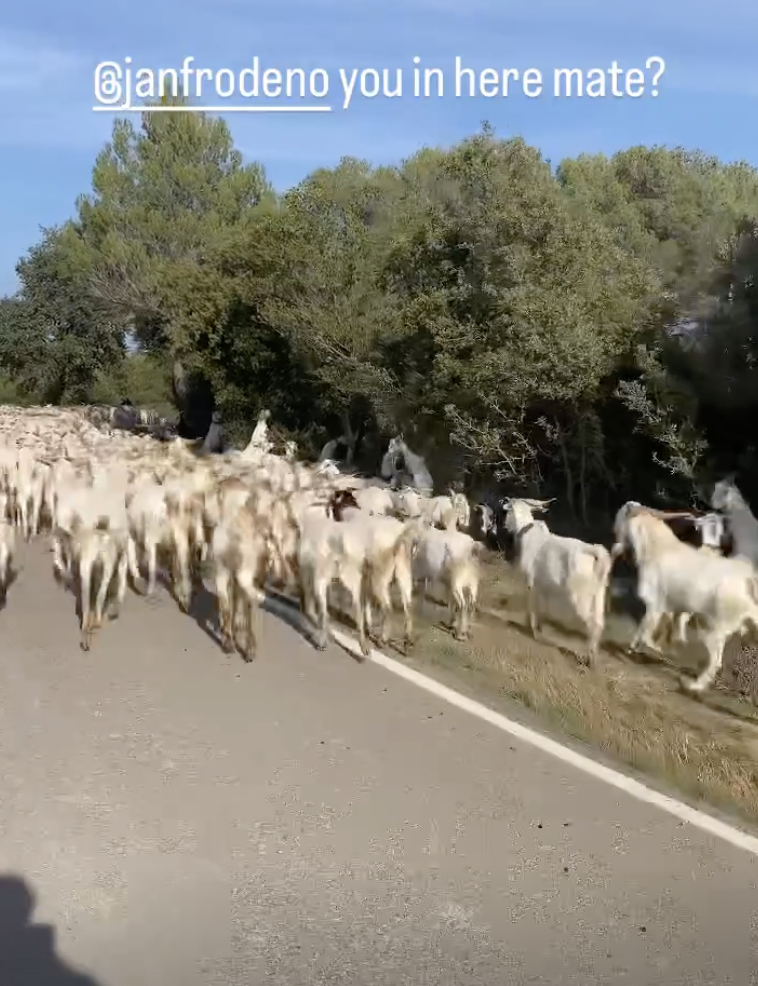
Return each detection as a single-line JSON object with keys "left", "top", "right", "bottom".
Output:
{"left": 263, "top": 595, "right": 758, "bottom": 857}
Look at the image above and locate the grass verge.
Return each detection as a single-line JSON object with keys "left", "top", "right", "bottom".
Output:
{"left": 356, "top": 553, "right": 758, "bottom": 825}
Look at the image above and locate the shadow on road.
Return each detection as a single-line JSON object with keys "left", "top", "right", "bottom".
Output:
{"left": 0, "top": 874, "right": 103, "bottom": 985}
{"left": 262, "top": 593, "right": 312, "bottom": 642}
{"left": 0, "top": 563, "right": 19, "bottom": 614}
{"left": 185, "top": 576, "right": 316, "bottom": 652}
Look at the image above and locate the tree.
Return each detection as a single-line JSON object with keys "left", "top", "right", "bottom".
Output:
{"left": 0, "top": 226, "right": 124, "bottom": 403}
{"left": 77, "top": 98, "right": 270, "bottom": 337}
{"left": 6, "top": 108, "right": 758, "bottom": 520}
{"left": 385, "top": 133, "right": 660, "bottom": 500}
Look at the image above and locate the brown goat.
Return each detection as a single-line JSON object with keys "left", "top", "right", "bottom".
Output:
{"left": 326, "top": 488, "right": 360, "bottom": 522}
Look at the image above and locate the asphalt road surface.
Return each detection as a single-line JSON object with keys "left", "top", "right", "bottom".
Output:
{"left": 0, "top": 541, "right": 756, "bottom": 986}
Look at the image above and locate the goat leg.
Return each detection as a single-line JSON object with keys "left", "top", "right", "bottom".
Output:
{"left": 109, "top": 553, "right": 129, "bottom": 620}
{"left": 525, "top": 584, "right": 541, "bottom": 639}
{"left": 681, "top": 629, "right": 727, "bottom": 695}
{"left": 236, "top": 575, "right": 261, "bottom": 662}
{"left": 629, "top": 607, "right": 663, "bottom": 655}
{"left": 78, "top": 557, "right": 93, "bottom": 650}
{"left": 214, "top": 569, "right": 235, "bottom": 653}
{"left": 314, "top": 584, "right": 329, "bottom": 651}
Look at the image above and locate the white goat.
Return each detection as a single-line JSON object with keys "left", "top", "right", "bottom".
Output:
{"left": 163, "top": 470, "right": 214, "bottom": 610}
{"left": 209, "top": 503, "right": 268, "bottom": 661}
{"left": 450, "top": 491, "right": 471, "bottom": 530}
{"left": 504, "top": 497, "right": 611, "bottom": 665}
{"left": 53, "top": 480, "right": 130, "bottom": 582}
{"left": 70, "top": 526, "right": 139, "bottom": 651}
{"left": 126, "top": 477, "right": 170, "bottom": 595}
{"left": 412, "top": 526, "right": 481, "bottom": 640}
{"left": 392, "top": 487, "right": 423, "bottom": 518}
{"left": 298, "top": 509, "right": 422, "bottom": 656}
{"left": 338, "top": 508, "right": 422, "bottom": 651}
{"left": 612, "top": 502, "right": 758, "bottom": 693}
{"left": 353, "top": 485, "right": 396, "bottom": 516}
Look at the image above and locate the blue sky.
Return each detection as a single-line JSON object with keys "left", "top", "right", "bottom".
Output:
{"left": 0, "top": 0, "right": 756, "bottom": 294}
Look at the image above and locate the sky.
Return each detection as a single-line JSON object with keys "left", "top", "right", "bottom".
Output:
{"left": 0, "top": 0, "right": 756, "bottom": 294}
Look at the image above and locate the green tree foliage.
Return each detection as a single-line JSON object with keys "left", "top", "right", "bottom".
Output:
{"left": 93, "top": 352, "right": 175, "bottom": 417}
{"left": 76, "top": 97, "right": 271, "bottom": 342}
{"left": 3, "top": 104, "right": 758, "bottom": 518}
{"left": 0, "top": 226, "right": 124, "bottom": 403}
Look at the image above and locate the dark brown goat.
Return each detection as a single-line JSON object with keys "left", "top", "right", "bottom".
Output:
{"left": 326, "top": 488, "right": 360, "bottom": 522}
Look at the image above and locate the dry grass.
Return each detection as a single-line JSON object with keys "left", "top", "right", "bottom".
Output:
{"left": 343, "top": 552, "right": 758, "bottom": 824}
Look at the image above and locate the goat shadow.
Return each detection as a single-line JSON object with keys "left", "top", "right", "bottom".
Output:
{"left": 52, "top": 563, "right": 122, "bottom": 631}
{"left": 0, "top": 564, "right": 20, "bottom": 615}
{"left": 178, "top": 574, "right": 315, "bottom": 654}
{"left": 0, "top": 874, "right": 103, "bottom": 985}
{"left": 261, "top": 591, "right": 311, "bottom": 639}
{"left": 151, "top": 570, "right": 225, "bottom": 650}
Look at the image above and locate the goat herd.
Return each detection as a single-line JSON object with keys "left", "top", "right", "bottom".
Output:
{"left": 0, "top": 404, "right": 756, "bottom": 703}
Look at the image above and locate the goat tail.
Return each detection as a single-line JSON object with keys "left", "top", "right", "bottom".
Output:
{"left": 591, "top": 545, "right": 613, "bottom": 586}
{"left": 739, "top": 578, "right": 758, "bottom": 641}
{"left": 590, "top": 546, "right": 613, "bottom": 622}
{"left": 462, "top": 559, "right": 480, "bottom": 612}
{"left": 739, "top": 602, "right": 758, "bottom": 643}
{"left": 393, "top": 518, "right": 425, "bottom": 557}
{"left": 366, "top": 519, "right": 423, "bottom": 583}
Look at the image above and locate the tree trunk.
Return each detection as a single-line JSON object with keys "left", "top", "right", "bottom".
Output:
{"left": 556, "top": 421, "right": 576, "bottom": 519}
{"left": 579, "top": 428, "right": 589, "bottom": 527}
{"left": 172, "top": 359, "right": 215, "bottom": 440}
{"left": 172, "top": 359, "right": 188, "bottom": 406}
{"left": 341, "top": 410, "right": 356, "bottom": 444}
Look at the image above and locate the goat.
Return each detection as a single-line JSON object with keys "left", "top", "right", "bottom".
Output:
{"left": 209, "top": 503, "right": 268, "bottom": 661}
{"left": 418, "top": 494, "right": 459, "bottom": 531}
{"left": 52, "top": 481, "right": 131, "bottom": 583}
{"left": 353, "top": 485, "right": 395, "bottom": 516}
{"left": 70, "top": 526, "right": 139, "bottom": 651}
{"left": 126, "top": 478, "right": 170, "bottom": 595}
{"left": 391, "top": 487, "right": 423, "bottom": 519}
{"left": 472, "top": 503, "right": 496, "bottom": 541}
{"left": 328, "top": 492, "right": 422, "bottom": 651}
{"left": 162, "top": 470, "right": 214, "bottom": 611}
{"left": 504, "top": 497, "right": 611, "bottom": 665}
{"left": 612, "top": 502, "right": 758, "bottom": 693}
{"left": 298, "top": 507, "right": 422, "bottom": 656}
{"left": 471, "top": 501, "right": 511, "bottom": 552}
{"left": 412, "top": 526, "right": 481, "bottom": 640}
{"left": 326, "top": 488, "right": 360, "bottom": 521}
{"left": 712, "top": 478, "right": 758, "bottom": 567}
{"left": 615, "top": 502, "right": 734, "bottom": 647}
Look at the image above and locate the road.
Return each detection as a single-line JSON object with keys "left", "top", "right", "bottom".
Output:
{"left": 0, "top": 542, "right": 756, "bottom": 986}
